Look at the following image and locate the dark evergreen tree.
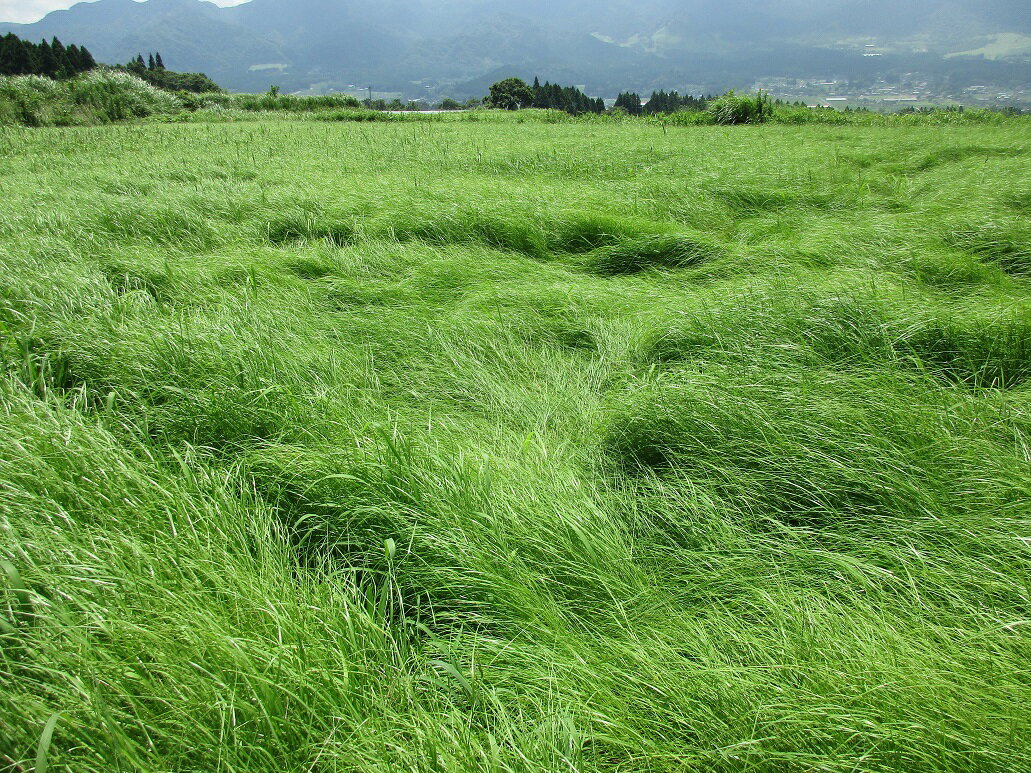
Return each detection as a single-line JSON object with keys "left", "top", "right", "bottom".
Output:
{"left": 78, "top": 44, "right": 97, "bottom": 71}
{"left": 50, "top": 37, "right": 72, "bottom": 78}
{"left": 13, "top": 37, "right": 35, "bottom": 75}
{"left": 0, "top": 33, "right": 97, "bottom": 78}
{"left": 0, "top": 34, "right": 18, "bottom": 75}
{"left": 65, "top": 43, "right": 81, "bottom": 71}
{"left": 148, "top": 53, "right": 156, "bottom": 71}
{"left": 36, "top": 40, "right": 59, "bottom": 78}
{"left": 155, "top": 52, "right": 164, "bottom": 70}
{"left": 614, "top": 92, "right": 642, "bottom": 115}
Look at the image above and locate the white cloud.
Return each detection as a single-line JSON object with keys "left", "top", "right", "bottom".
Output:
{"left": 1, "top": 0, "right": 250, "bottom": 26}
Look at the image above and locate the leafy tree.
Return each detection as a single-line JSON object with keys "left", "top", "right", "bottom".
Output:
{"left": 486, "top": 77, "right": 533, "bottom": 110}
{"left": 439, "top": 97, "right": 461, "bottom": 110}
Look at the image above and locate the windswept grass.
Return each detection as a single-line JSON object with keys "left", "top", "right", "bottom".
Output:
{"left": 1, "top": 115, "right": 1030, "bottom": 771}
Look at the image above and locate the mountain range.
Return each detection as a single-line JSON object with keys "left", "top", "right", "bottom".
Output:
{"left": 2, "top": 0, "right": 1029, "bottom": 97}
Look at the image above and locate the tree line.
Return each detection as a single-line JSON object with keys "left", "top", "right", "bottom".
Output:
{"left": 484, "top": 79, "right": 735, "bottom": 117}
{"left": 0, "top": 33, "right": 97, "bottom": 78}
{"left": 614, "top": 90, "right": 716, "bottom": 115}
{"left": 486, "top": 77, "right": 604, "bottom": 114}
{"left": 123, "top": 52, "right": 222, "bottom": 93}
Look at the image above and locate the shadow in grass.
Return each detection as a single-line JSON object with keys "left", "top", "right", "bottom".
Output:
{"left": 266, "top": 215, "right": 354, "bottom": 247}
{"left": 1003, "top": 190, "right": 1031, "bottom": 214}
{"left": 910, "top": 145, "right": 1025, "bottom": 173}
{"left": 583, "top": 233, "right": 726, "bottom": 276}
{"left": 640, "top": 295, "right": 1031, "bottom": 390}
{"left": 946, "top": 223, "right": 1031, "bottom": 276}
{"left": 284, "top": 256, "right": 337, "bottom": 281}
{"left": 99, "top": 260, "right": 176, "bottom": 303}
{"left": 714, "top": 186, "right": 843, "bottom": 214}
{"left": 390, "top": 211, "right": 548, "bottom": 258}
{"left": 242, "top": 441, "right": 505, "bottom": 634}
{"left": 897, "top": 317, "right": 1031, "bottom": 390}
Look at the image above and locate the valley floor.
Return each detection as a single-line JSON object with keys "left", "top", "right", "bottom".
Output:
{"left": 1, "top": 117, "right": 1030, "bottom": 771}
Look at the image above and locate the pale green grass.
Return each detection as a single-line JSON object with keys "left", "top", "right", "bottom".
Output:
{"left": 1, "top": 117, "right": 1030, "bottom": 771}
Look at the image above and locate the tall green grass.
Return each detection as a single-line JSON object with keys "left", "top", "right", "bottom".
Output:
{"left": 1, "top": 116, "right": 1030, "bottom": 771}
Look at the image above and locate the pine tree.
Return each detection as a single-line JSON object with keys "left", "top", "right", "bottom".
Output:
{"left": 65, "top": 44, "right": 82, "bottom": 73}
{"left": 0, "top": 34, "right": 14, "bottom": 75}
{"left": 614, "top": 92, "right": 642, "bottom": 115}
{"left": 36, "top": 39, "right": 59, "bottom": 78}
{"left": 11, "top": 37, "right": 34, "bottom": 75}
{"left": 148, "top": 53, "right": 156, "bottom": 71}
{"left": 128, "top": 53, "right": 146, "bottom": 75}
{"left": 78, "top": 44, "right": 97, "bottom": 71}
{"left": 50, "top": 37, "right": 72, "bottom": 78}
{"left": 155, "top": 52, "right": 164, "bottom": 69}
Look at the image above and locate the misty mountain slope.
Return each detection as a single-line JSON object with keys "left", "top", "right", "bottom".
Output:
{"left": 1, "top": 0, "right": 1028, "bottom": 94}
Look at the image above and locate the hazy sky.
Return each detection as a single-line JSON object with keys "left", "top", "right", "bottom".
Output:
{"left": 1, "top": 0, "right": 249, "bottom": 25}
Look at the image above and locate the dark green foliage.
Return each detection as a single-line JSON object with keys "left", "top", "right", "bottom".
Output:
{"left": 482, "top": 76, "right": 603, "bottom": 116}
{"left": 0, "top": 33, "right": 96, "bottom": 78}
{"left": 119, "top": 52, "right": 222, "bottom": 93}
{"left": 613, "top": 91, "right": 642, "bottom": 115}
{"left": 485, "top": 77, "right": 534, "bottom": 110}
{"left": 641, "top": 90, "right": 709, "bottom": 115}
{"left": 528, "top": 77, "right": 604, "bottom": 115}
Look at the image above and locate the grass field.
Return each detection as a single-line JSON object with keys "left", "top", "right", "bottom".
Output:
{"left": 1, "top": 116, "right": 1030, "bottom": 771}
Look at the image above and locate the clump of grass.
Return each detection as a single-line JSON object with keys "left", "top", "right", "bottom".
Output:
{"left": 706, "top": 90, "right": 773, "bottom": 125}
{"left": 546, "top": 213, "right": 666, "bottom": 254}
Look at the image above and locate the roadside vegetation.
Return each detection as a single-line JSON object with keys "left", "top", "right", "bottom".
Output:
{"left": 0, "top": 112, "right": 1028, "bottom": 771}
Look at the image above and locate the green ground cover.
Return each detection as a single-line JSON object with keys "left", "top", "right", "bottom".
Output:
{"left": 1, "top": 116, "right": 1030, "bottom": 771}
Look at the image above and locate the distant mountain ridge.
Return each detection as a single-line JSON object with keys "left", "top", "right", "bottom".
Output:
{"left": 1, "top": 0, "right": 1028, "bottom": 95}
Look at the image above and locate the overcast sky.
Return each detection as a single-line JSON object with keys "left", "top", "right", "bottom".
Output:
{"left": 1, "top": 0, "right": 249, "bottom": 25}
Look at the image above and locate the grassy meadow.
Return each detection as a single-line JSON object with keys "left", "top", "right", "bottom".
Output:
{"left": 1, "top": 115, "right": 1030, "bottom": 771}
